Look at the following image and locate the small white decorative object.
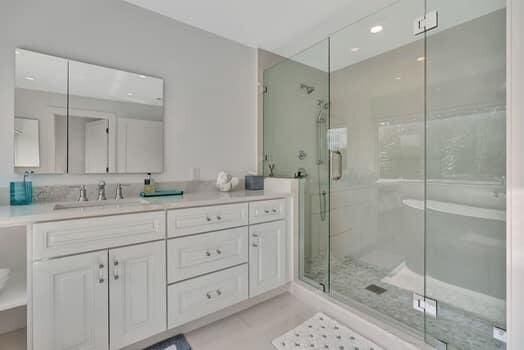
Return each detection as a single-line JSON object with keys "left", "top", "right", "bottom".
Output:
{"left": 216, "top": 171, "right": 240, "bottom": 192}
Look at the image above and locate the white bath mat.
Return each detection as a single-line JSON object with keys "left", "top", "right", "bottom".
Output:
{"left": 272, "top": 312, "right": 383, "bottom": 350}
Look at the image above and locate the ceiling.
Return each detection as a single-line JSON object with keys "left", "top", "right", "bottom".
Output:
{"left": 16, "top": 49, "right": 163, "bottom": 106}
{"left": 123, "top": 0, "right": 505, "bottom": 72}
{"left": 123, "top": 0, "right": 397, "bottom": 54}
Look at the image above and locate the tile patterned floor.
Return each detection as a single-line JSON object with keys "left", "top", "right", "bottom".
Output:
{"left": 306, "top": 255, "right": 507, "bottom": 350}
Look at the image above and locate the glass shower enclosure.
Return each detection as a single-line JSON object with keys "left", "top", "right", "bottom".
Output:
{"left": 262, "top": 1, "right": 507, "bottom": 349}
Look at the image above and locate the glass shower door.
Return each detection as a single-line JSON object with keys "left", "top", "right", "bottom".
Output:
{"left": 328, "top": 0, "right": 426, "bottom": 335}
{"left": 424, "top": 1, "right": 507, "bottom": 349}
{"left": 263, "top": 39, "right": 331, "bottom": 291}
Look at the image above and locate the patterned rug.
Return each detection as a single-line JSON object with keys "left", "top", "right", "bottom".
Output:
{"left": 272, "top": 313, "right": 383, "bottom": 350}
{"left": 144, "top": 334, "right": 191, "bottom": 350}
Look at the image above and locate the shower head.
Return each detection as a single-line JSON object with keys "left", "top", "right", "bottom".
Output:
{"left": 300, "top": 83, "right": 315, "bottom": 95}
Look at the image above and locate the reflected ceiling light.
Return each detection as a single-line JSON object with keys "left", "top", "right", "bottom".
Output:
{"left": 127, "top": 92, "right": 134, "bottom": 96}
{"left": 139, "top": 75, "right": 147, "bottom": 79}
{"left": 417, "top": 56, "right": 426, "bottom": 62}
{"left": 15, "top": 50, "right": 21, "bottom": 55}
{"left": 24, "top": 76, "right": 35, "bottom": 81}
{"left": 350, "top": 47, "right": 360, "bottom": 52}
{"left": 370, "top": 25, "right": 383, "bottom": 34}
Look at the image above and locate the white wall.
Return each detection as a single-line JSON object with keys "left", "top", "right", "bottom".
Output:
{"left": 0, "top": 0, "right": 257, "bottom": 186}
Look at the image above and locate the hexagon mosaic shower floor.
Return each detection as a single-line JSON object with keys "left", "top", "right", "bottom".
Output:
{"left": 272, "top": 312, "right": 383, "bottom": 350}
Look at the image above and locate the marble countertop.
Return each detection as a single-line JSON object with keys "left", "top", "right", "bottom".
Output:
{"left": 0, "top": 190, "right": 289, "bottom": 227}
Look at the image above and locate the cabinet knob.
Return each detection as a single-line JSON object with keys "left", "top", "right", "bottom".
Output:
{"left": 216, "top": 289, "right": 222, "bottom": 296}
{"left": 216, "top": 248, "right": 222, "bottom": 255}
{"left": 206, "top": 251, "right": 211, "bottom": 257}
{"left": 216, "top": 215, "right": 222, "bottom": 220}
{"left": 252, "top": 243, "right": 259, "bottom": 248}
{"left": 98, "top": 278, "right": 105, "bottom": 284}
{"left": 252, "top": 233, "right": 259, "bottom": 238}
{"left": 264, "top": 209, "right": 270, "bottom": 214}
{"left": 206, "top": 292, "right": 212, "bottom": 299}
{"left": 206, "top": 216, "right": 212, "bottom": 222}
{"left": 272, "top": 208, "right": 278, "bottom": 213}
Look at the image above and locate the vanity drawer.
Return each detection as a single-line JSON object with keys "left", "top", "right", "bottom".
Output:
{"left": 167, "top": 203, "right": 248, "bottom": 237}
{"left": 168, "top": 227, "right": 248, "bottom": 283}
{"left": 167, "top": 264, "right": 248, "bottom": 328}
{"left": 249, "top": 199, "right": 286, "bottom": 224}
{"left": 33, "top": 211, "right": 166, "bottom": 259}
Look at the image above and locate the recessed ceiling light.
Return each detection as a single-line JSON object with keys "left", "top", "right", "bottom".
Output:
{"left": 127, "top": 92, "right": 134, "bottom": 96}
{"left": 139, "top": 75, "right": 147, "bottom": 79}
{"left": 370, "top": 25, "right": 383, "bottom": 34}
{"left": 24, "top": 76, "right": 35, "bottom": 81}
{"left": 417, "top": 56, "right": 426, "bottom": 62}
{"left": 351, "top": 47, "right": 360, "bottom": 52}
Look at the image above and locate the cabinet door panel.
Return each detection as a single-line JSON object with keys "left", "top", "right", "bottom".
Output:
{"left": 109, "top": 241, "right": 166, "bottom": 350}
{"left": 249, "top": 220, "right": 288, "bottom": 297}
{"left": 33, "top": 251, "right": 108, "bottom": 350}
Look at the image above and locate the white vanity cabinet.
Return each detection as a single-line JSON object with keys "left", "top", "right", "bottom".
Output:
{"left": 32, "top": 251, "right": 109, "bottom": 350}
{"left": 28, "top": 196, "right": 289, "bottom": 350}
{"left": 109, "top": 241, "right": 166, "bottom": 350}
{"left": 249, "top": 220, "right": 288, "bottom": 297}
{"left": 31, "top": 212, "right": 167, "bottom": 350}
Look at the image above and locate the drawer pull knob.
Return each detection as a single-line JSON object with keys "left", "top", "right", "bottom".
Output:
{"left": 272, "top": 208, "right": 278, "bottom": 213}
{"left": 206, "top": 216, "right": 212, "bottom": 222}
{"left": 99, "top": 264, "right": 104, "bottom": 269}
{"left": 206, "top": 251, "right": 211, "bottom": 257}
{"left": 206, "top": 292, "right": 212, "bottom": 299}
{"left": 216, "top": 249, "right": 222, "bottom": 255}
{"left": 252, "top": 233, "right": 259, "bottom": 238}
{"left": 252, "top": 243, "right": 259, "bottom": 247}
{"left": 216, "top": 215, "right": 222, "bottom": 220}
{"left": 264, "top": 209, "right": 270, "bottom": 214}
{"left": 99, "top": 278, "right": 105, "bottom": 284}
{"left": 216, "top": 289, "right": 222, "bottom": 296}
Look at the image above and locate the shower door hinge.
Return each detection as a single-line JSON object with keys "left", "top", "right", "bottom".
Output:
{"left": 493, "top": 326, "right": 507, "bottom": 343}
{"left": 414, "top": 10, "right": 438, "bottom": 35}
{"left": 412, "top": 293, "right": 437, "bottom": 318}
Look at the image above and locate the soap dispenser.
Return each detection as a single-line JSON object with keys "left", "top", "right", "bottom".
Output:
{"left": 144, "top": 173, "right": 155, "bottom": 193}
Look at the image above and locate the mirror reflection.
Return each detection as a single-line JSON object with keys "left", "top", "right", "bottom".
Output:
{"left": 14, "top": 49, "right": 164, "bottom": 175}
{"left": 15, "top": 49, "right": 68, "bottom": 174}
{"left": 68, "top": 61, "right": 164, "bottom": 174}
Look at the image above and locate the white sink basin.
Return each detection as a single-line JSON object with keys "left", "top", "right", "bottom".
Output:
{"left": 53, "top": 198, "right": 149, "bottom": 210}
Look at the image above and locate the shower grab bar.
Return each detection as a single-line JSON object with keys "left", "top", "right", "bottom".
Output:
{"left": 330, "top": 150, "right": 342, "bottom": 181}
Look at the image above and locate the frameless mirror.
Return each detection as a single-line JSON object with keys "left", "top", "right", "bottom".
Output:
{"left": 68, "top": 61, "right": 164, "bottom": 174}
{"left": 14, "top": 49, "right": 164, "bottom": 175}
{"left": 15, "top": 49, "right": 68, "bottom": 173}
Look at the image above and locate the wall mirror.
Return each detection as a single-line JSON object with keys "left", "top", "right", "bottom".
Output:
{"left": 15, "top": 49, "right": 68, "bottom": 174}
{"left": 14, "top": 49, "right": 164, "bottom": 174}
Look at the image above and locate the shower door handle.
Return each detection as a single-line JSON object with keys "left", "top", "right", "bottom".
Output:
{"left": 330, "top": 150, "right": 343, "bottom": 181}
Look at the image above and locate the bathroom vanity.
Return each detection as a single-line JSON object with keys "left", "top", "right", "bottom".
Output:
{"left": 0, "top": 190, "right": 291, "bottom": 350}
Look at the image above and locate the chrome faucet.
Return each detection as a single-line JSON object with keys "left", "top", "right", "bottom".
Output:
{"left": 115, "top": 184, "right": 124, "bottom": 200}
{"left": 97, "top": 181, "right": 107, "bottom": 201}
{"left": 77, "top": 185, "right": 88, "bottom": 202}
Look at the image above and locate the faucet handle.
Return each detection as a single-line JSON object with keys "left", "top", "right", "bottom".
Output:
{"left": 77, "top": 184, "right": 88, "bottom": 202}
{"left": 115, "top": 184, "right": 125, "bottom": 200}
